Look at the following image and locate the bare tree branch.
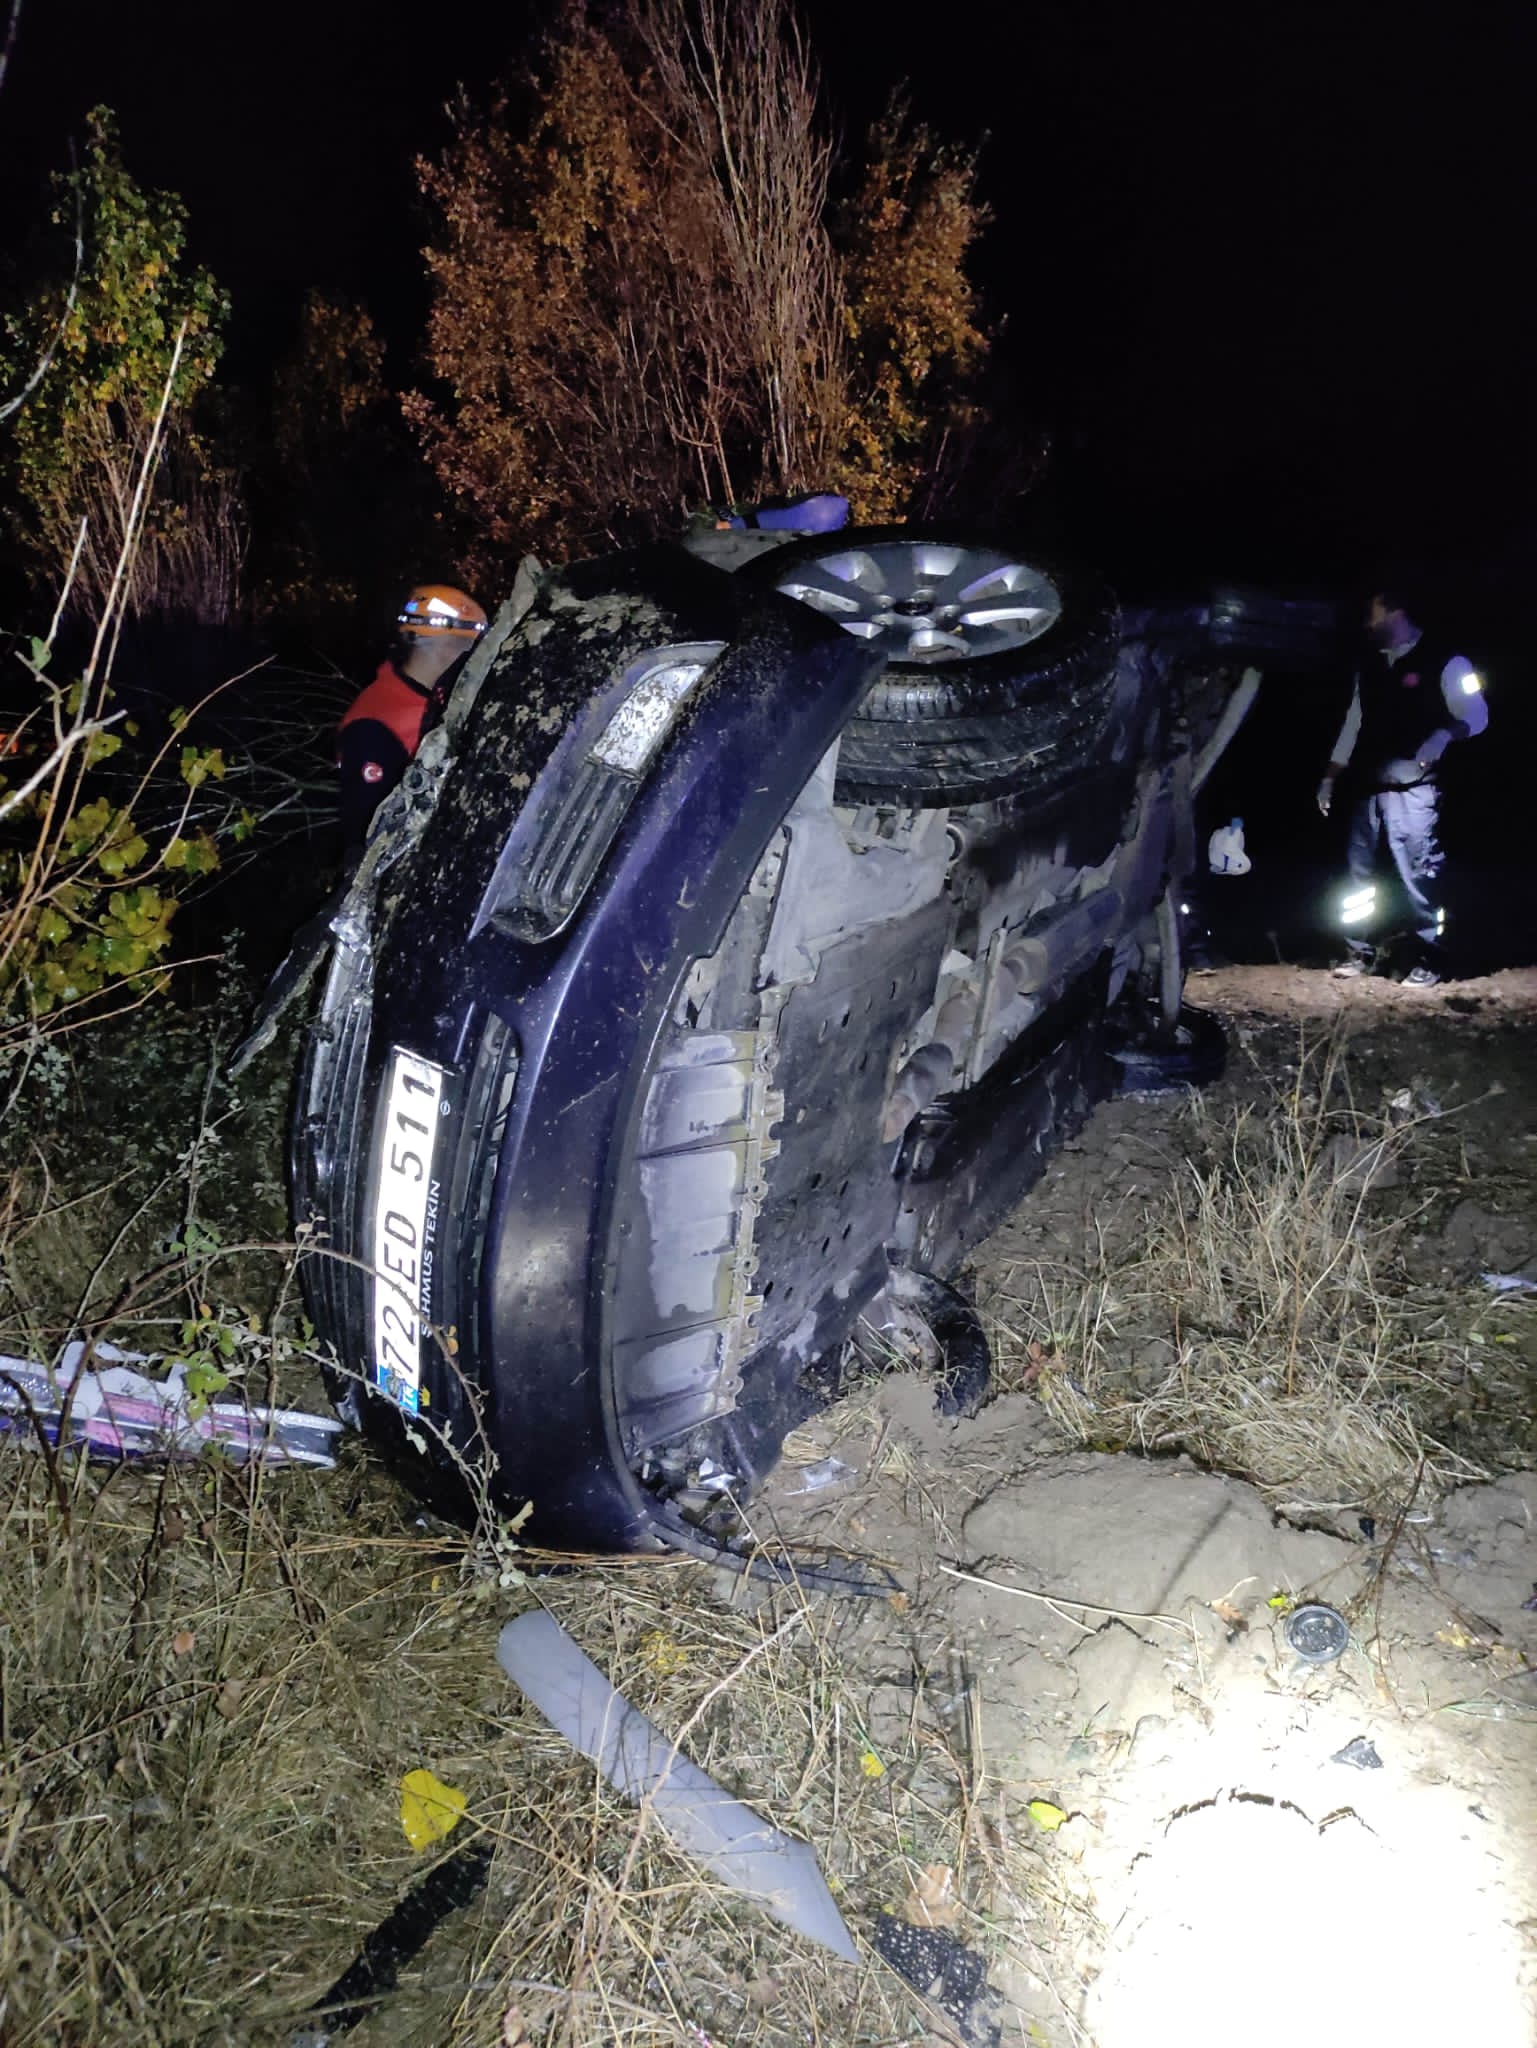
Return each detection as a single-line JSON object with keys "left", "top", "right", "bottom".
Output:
{"left": 0, "top": 712, "right": 124, "bottom": 831}
{"left": 45, "top": 516, "right": 88, "bottom": 649}
{"left": 0, "top": 155, "right": 83, "bottom": 427}
{"left": 633, "top": 0, "right": 846, "bottom": 493}
{"left": 0, "top": 0, "right": 21, "bottom": 103}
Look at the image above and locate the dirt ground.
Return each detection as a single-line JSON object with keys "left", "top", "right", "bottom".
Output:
{"left": 751, "top": 965, "right": 1537, "bottom": 2047}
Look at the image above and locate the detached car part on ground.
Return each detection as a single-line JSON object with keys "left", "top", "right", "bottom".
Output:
{"left": 289, "top": 531, "right": 1324, "bottom": 1555}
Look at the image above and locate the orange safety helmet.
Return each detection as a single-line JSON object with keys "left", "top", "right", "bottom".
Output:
{"left": 396, "top": 584, "right": 488, "bottom": 639}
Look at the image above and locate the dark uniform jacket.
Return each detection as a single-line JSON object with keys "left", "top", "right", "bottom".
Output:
{"left": 1354, "top": 635, "right": 1468, "bottom": 787}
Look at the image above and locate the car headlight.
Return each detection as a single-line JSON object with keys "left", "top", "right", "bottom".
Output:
{"left": 590, "top": 647, "right": 723, "bottom": 774}
{"left": 484, "top": 642, "right": 726, "bottom": 943}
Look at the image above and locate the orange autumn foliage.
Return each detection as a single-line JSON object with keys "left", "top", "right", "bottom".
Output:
{"left": 408, "top": 1, "right": 993, "bottom": 580}
{"left": 832, "top": 103, "right": 991, "bottom": 523}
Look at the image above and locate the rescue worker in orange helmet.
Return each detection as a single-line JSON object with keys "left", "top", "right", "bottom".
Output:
{"left": 337, "top": 584, "right": 488, "bottom": 846}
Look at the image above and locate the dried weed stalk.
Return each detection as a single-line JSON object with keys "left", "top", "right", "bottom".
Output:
{"left": 983, "top": 1044, "right": 1497, "bottom": 1519}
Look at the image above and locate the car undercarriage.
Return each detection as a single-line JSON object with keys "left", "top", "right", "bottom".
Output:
{"left": 277, "top": 529, "right": 1329, "bottom": 1557}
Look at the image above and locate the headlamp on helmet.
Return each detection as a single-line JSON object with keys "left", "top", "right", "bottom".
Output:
{"left": 397, "top": 584, "right": 488, "bottom": 638}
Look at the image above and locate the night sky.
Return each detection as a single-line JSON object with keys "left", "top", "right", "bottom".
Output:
{"left": 5, "top": 0, "right": 1536, "bottom": 598}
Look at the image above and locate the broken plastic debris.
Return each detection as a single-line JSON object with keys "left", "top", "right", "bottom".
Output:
{"left": 288, "top": 1835, "right": 494, "bottom": 2046}
{"left": 1331, "top": 1736, "right": 1383, "bottom": 1770}
{"left": 1026, "top": 1798, "right": 1068, "bottom": 1832}
{"left": 497, "top": 1610, "right": 857, "bottom": 1961}
{"left": 1480, "top": 1271, "right": 1537, "bottom": 1294}
{"left": 0, "top": 1341, "right": 344, "bottom": 1467}
{"left": 781, "top": 1455, "right": 854, "bottom": 1495}
{"left": 400, "top": 1768, "right": 467, "bottom": 1851}
{"left": 873, "top": 1914, "right": 1004, "bottom": 2048}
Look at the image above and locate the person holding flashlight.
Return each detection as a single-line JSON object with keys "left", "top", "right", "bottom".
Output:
{"left": 1317, "top": 587, "right": 1488, "bottom": 985}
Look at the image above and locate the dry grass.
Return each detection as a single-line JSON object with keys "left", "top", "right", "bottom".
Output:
{"left": 0, "top": 1419, "right": 1078, "bottom": 2047}
{"left": 0, "top": 984, "right": 1081, "bottom": 2045}
{"left": 979, "top": 1048, "right": 1505, "bottom": 1521}
{"left": 1, "top": 1445, "right": 473, "bottom": 2046}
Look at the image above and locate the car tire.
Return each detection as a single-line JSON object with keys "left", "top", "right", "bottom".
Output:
{"left": 1122, "top": 587, "right": 1346, "bottom": 670}
{"left": 756, "top": 529, "right": 1123, "bottom": 806}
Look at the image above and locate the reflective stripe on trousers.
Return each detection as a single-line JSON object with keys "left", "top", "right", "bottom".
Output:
{"left": 1344, "top": 784, "right": 1443, "bottom": 954}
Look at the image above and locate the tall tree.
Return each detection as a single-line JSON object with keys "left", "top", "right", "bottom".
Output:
{"left": 406, "top": 12, "right": 757, "bottom": 571}
{"left": 408, "top": 0, "right": 993, "bottom": 579}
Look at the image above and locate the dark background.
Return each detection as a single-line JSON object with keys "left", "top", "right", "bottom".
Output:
{"left": 4, "top": 0, "right": 1534, "bottom": 964}
{"left": 9, "top": 0, "right": 1535, "bottom": 590}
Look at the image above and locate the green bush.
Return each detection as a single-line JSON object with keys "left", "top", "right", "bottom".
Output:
{"left": 0, "top": 639, "right": 247, "bottom": 1034}
{"left": 1, "top": 106, "right": 241, "bottom": 625}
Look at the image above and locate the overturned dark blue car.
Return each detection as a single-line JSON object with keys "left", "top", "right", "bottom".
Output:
{"left": 287, "top": 522, "right": 1314, "bottom": 1557}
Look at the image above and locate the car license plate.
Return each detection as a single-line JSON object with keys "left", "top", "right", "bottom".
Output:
{"left": 371, "top": 1048, "right": 448, "bottom": 1413}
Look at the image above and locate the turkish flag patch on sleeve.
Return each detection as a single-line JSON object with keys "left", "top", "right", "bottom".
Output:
{"left": 362, "top": 761, "right": 385, "bottom": 783}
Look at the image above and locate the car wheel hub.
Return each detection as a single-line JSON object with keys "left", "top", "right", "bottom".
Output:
{"left": 776, "top": 542, "right": 1063, "bottom": 665}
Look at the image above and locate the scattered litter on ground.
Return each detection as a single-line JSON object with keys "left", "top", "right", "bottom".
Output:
{"left": 1026, "top": 1800, "right": 1068, "bottom": 1833}
{"left": 399, "top": 1767, "right": 467, "bottom": 1851}
{"left": 0, "top": 1339, "right": 343, "bottom": 1465}
{"left": 1330, "top": 1735, "right": 1383, "bottom": 1769}
{"left": 1285, "top": 1602, "right": 1351, "bottom": 1663}
{"left": 778, "top": 1455, "right": 855, "bottom": 1495}
{"left": 7, "top": 967, "right": 1537, "bottom": 2047}
{"left": 872, "top": 1915, "right": 1004, "bottom": 2048}
{"left": 288, "top": 1838, "right": 496, "bottom": 2048}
